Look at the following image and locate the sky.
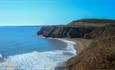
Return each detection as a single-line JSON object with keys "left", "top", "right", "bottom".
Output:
{"left": 0, "top": 0, "right": 115, "bottom": 26}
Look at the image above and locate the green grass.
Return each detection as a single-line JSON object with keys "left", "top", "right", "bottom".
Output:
{"left": 68, "top": 18, "right": 115, "bottom": 27}
{"left": 71, "top": 22, "right": 107, "bottom": 27}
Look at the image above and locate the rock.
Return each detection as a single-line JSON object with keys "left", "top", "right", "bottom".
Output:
{"left": 37, "top": 26, "right": 96, "bottom": 38}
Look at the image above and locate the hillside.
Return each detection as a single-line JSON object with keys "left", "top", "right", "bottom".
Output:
{"left": 37, "top": 18, "right": 115, "bottom": 70}
{"left": 69, "top": 18, "right": 115, "bottom": 27}
{"left": 66, "top": 24, "right": 115, "bottom": 70}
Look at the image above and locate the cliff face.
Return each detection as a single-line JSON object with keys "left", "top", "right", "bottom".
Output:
{"left": 38, "top": 19, "right": 115, "bottom": 38}
{"left": 37, "top": 26, "right": 96, "bottom": 38}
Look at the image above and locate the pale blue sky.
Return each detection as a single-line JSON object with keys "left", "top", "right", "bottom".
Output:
{"left": 0, "top": 0, "right": 115, "bottom": 26}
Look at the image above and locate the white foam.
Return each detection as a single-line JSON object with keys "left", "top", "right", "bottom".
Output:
{"left": 40, "top": 37, "right": 77, "bottom": 55}
{"left": 0, "top": 38, "right": 77, "bottom": 70}
{"left": 54, "top": 38, "right": 77, "bottom": 55}
{"left": 0, "top": 50, "right": 72, "bottom": 70}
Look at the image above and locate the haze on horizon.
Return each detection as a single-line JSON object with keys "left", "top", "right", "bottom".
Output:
{"left": 0, "top": 0, "right": 115, "bottom": 26}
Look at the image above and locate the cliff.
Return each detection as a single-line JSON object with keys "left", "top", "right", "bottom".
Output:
{"left": 37, "top": 26, "right": 96, "bottom": 38}
{"left": 37, "top": 19, "right": 114, "bottom": 38}
{"left": 37, "top": 18, "right": 115, "bottom": 70}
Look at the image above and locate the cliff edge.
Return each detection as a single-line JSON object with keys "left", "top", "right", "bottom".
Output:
{"left": 37, "top": 18, "right": 115, "bottom": 70}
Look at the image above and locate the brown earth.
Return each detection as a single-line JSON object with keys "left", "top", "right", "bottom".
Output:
{"left": 66, "top": 25, "right": 115, "bottom": 70}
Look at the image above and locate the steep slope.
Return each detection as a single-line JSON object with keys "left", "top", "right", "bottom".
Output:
{"left": 66, "top": 24, "right": 115, "bottom": 70}
{"left": 37, "top": 26, "right": 96, "bottom": 38}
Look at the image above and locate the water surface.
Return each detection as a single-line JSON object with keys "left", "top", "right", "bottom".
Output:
{"left": 0, "top": 26, "right": 75, "bottom": 70}
{"left": 0, "top": 26, "right": 66, "bottom": 57}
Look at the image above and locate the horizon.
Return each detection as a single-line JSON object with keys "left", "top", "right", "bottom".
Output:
{"left": 0, "top": 0, "right": 115, "bottom": 26}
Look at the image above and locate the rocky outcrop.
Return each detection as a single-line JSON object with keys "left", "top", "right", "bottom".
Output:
{"left": 37, "top": 26, "right": 96, "bottom": 38}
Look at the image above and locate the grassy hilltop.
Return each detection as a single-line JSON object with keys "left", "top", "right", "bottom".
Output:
{"left": 68, "top": 18, "right": 115, "bottom": 27}
{"left": 66, "top": 19, "right": 115, "bottom": 70}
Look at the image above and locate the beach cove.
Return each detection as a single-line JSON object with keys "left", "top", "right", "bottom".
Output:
{"left": 0, "top": 26, "right": 77, "bottom": 70}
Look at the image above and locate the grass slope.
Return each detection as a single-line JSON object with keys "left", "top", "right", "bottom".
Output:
{"left": 66, "top": 23, "right": 115, "bottom": 70}
{"left": 69, "top": 18, "right": 115, "bottom": 27}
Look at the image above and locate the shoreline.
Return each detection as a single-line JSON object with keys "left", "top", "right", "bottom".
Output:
{"left": 1, "top": 36, "right": 90, "bottom": 70}
{"left": 41, "top": 37, "right": 78, "bottom": 70}
{"left": 54, "top": 38, "right": 77, "bottom": 55}
{"left": 40, "top": 36, "right": 77, "bottom": 55}
{"left": 54, "top": 38, "right": 77, "bottom": 70}
{"left": 34, "top": 36, "right": 93, "bottom": 70}
{"left": 0, "top": 36, "right": 91, "bottom": 70}
{"left": 0, "top": 37, "right": 78, "bottom": 70}
{"left": 62, "top": 38, "right": 92, "bottom": 54}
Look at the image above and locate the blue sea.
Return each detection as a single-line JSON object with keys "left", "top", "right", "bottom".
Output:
{"left": 0, "top": 26, "right": 76, "bottom": 70}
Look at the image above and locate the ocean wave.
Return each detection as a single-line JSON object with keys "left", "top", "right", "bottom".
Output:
{"left": 0, "top": 38, "right": 77, "bottom": 70}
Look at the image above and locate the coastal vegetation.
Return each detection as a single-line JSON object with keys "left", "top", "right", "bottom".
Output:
{"left": 69, "top": 18, "right": 115, "bottom": 27}
{"left": 37, "top": 18, "right": 115, "bottom": 70}
{"left": 66, "top": 24, "right": 115, "bottom": 70}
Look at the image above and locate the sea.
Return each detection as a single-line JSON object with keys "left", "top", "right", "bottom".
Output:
{"left": 0, "top": 26, "right": 76, "bottom": 70}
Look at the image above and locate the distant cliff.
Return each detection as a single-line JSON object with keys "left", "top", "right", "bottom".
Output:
{"left": 37, "top": 26, "right": 96, "bottom": 38}
{"left": 37, "top": 18, "right": 115, "bottom": 38}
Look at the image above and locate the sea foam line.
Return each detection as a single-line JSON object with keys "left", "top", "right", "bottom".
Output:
{"left": 40, "top": 36, "right": 77, "bottom": 55}
{"left": 48, "top": 38, "right": 77, "bottom": 55}
{"left": 0, "top": 37, "right": 77, "bottom": 70}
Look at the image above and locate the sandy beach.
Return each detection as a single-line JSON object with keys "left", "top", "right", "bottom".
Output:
{"left": 63, "top": 38, "right": 92, "bottom": 54}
